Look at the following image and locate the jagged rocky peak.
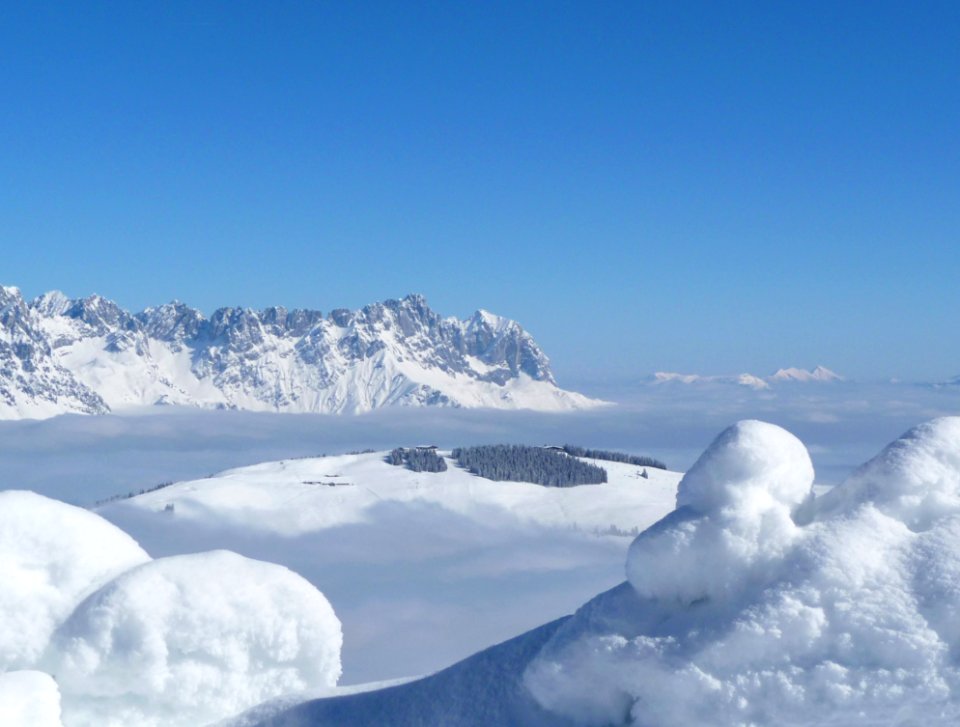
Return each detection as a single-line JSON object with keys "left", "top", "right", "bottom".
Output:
{"left": 138, "top": 301, "right": 205, "bottom": 343}
{"left": 0, "top": 286, "right": 109, "bottom": 418}
{"left": 0, "top": 286, "right": 31, "bottom": 327}
{"left": 0, "top": 285, "right": 600, "bottom": 419}
{"left": 376, "top": 294, "right": 446, "bottom": 337}
{"left": 31, "top": 290, "right": 72, "bottom": 317}
{"left": 465, "top": 308, "right": 554, "bottom": 384}
{"left": 207, "top": 306, "right": 266, "bottom": 345}
{"left": 283, "top": 309, "right": 325, "bottom": 337}
{"left": 326, "top": 307, "right": 352, "bottom": 327}
{"left": 65, "top": 295, "right": 137, "bottom": 335}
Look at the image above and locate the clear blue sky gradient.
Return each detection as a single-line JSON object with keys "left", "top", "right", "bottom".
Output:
{"left": 1, "top": 2, "right": 957, "bottom": 382}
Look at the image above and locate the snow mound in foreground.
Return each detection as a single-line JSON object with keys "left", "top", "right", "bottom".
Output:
{"left": 0, "top": 490, "right": 150, "bottom": 669}
{"left": 0, "top": 671, "right": 63, "bottom": 727}
{"left": 626, "top": 420, "right": 814, "bottom": 604}
{"left": 818, "top": 416, "right": 960, "bottom": 529}
{"left": 525, "top": 417, "right": 960, "bottom": 726}
{"left": 47, "top": 550, "right": 342, "bottom": 727}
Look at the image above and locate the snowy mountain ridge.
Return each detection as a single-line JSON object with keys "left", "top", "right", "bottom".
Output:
{"left": 0, "top": 286, "right": 601, "bottom": 419}
{"left": 652, "top": 365, "right": 844, "bottom": 390}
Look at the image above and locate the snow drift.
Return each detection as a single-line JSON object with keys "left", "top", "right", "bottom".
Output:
{"left": 0, "top": 671, "right": 63, "bottom": 727}
{"left": 0, "top": 490, "right": 150, "bottom": 670}
{"left": 526, "top": 417, "right": 960, "bottom": 725}
{"left": 249, "top": 417, "right": 960, "bottom": 727}
{"left": 0, "top": 491, "right": 343, "bottom": 727}
{"left": 47, "top": 550, "right": 343, "bottom": 727}
{"left": 625, "top": 420, "right": 814, "bottom": 604}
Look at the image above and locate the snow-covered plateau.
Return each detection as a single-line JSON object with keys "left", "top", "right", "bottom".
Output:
{"left": 0, "top": 285, "right": 601, "bottom": 419}
{"left": 7, "top": 418, "right": 960, "bottom": 726}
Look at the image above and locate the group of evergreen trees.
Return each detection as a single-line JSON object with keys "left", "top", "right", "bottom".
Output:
{"left": 451, "top": 444, "right": 607, "bottom": 487}
{"left": 561, "top": 445, "right": 666, "bottom": 470}
{"left": 385, "top": 447, "right": 448, "bottom": 473}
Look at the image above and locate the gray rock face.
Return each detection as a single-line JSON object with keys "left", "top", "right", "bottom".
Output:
{"left": 0, "top": 287, "right": 109, "bottom": 416}
{"left": 0, "top": 287, "right": 594, "bottom": 419}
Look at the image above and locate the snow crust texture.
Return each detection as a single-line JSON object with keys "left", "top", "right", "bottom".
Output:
{"left": 0, "top": 491, "right": 342, "bottom": 727}
{"left": 49, "top": 550, "right": 342, "bottom": 727}
{"left": 525, "top": 417, "right": 960, "bottom": 726}
{"left": 626, "top": 420, "right": 814, "bottom": 604}
{"left": 0, "top": 490, "right": 150, "bottom": 670}
{"left": 0, "top": 671, "right": 63, "bottom": 727}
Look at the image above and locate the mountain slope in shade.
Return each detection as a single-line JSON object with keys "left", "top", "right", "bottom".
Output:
{"left": 0, "top": 287, "right": 602, "bottom": 419}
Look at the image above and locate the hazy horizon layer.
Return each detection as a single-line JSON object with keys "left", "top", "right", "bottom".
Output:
{"left": 2, "top": 380, "right": 957, "bottom": 505}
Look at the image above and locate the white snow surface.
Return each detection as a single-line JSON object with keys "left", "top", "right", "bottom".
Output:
{"left": 0, "top": 671, "right": 63, "bottom": 727}
{"left": 46, "top": 550, "right": 342, "bottom": 727}
{"left": 99, "top": 451, "right": 681, "bottom": 684}
{"left": 0, "top": 491, "right": 150, "bottom": 670}
{"left": 525, "top": 416, "right": 960, "bottom": 725}
{"left": 251, "top": 417, "right": 960, "bottom": 727}
{"left": 625, "top": 420, "right": 814, "bottom": 604}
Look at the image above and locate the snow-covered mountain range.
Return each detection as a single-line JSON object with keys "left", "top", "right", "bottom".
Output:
{"left": 0, "top": 286, "right": 600, "bottom": 419}
{"left": 652, "top": 365, "right": 843, "bottom": 390}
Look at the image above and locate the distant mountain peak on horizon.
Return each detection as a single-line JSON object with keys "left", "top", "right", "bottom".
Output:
{"left": 652, "top": 365, "right": 844, "bottom": 389}
{"left": 770, "top": 365, "right": 844, "bottom": 383}
{"left": 0, "top": 286, "right": 602, "bottom": 420}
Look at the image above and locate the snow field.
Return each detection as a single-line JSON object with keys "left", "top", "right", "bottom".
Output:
{"left": 0, "top": 493, "right": 343, "bottom": 727}
{"left": 100, "top": 452, "right": 683, "bottom": 682}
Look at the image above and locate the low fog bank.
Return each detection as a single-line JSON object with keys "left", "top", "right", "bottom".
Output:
{"left": 1, "top": 380, "right": 957, "bottom": 504}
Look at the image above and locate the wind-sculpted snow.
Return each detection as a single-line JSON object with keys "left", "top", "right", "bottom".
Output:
{"left": 47, "top": 550, "right": 342, "bottom": 727}
{"left": 624, "top": 421, "right": 814, "bottom": 603}
{"left": 0, "top": 489, "right": 343, "bottom": 726}
{"left": 0, "top": 671, "right": 63, "bottom": 727}
{"left": 0, "top": 286, "right": 600, "bottom": 418}
{"left": 0, "top": 491, "right": 150, "bottom": 670}
{"left": 525, "top": 417, "right": 960, "bottom": 725}
{"left": 817, "top": 416, "right": 960, "bottom": 530}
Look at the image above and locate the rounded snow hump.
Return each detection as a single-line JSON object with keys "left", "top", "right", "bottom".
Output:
{"left": 677, "top": 419, "right": 814, "bottom": 516}
{"left": 48, "top": 549, "right": 343, "bottom": 727}
{"left": 819, "top": 416, "right": 960, "bottom": 530}
{"left": 627, "top": 420, "right": 814, "bottom": 603}
{"left": 0, "top": 490, "right": 150, "bottom": 671}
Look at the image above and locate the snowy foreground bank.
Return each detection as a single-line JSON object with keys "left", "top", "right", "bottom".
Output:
{"left": 4, "top": 418, "right": 960, "bottom": 725}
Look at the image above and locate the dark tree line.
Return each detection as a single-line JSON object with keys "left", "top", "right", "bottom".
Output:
{"left": 385, "top": 447, "right": 448, "bottom": 473}
{"left": 562, "top": 445, "right": 666, "bottom": 470}
{"left": 451, "top": 444, "right": 607, "bottom": 487}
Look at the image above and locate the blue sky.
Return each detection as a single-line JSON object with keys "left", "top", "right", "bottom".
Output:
{"left": 2, "top": 2, "right": 957, "bottom": 383}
